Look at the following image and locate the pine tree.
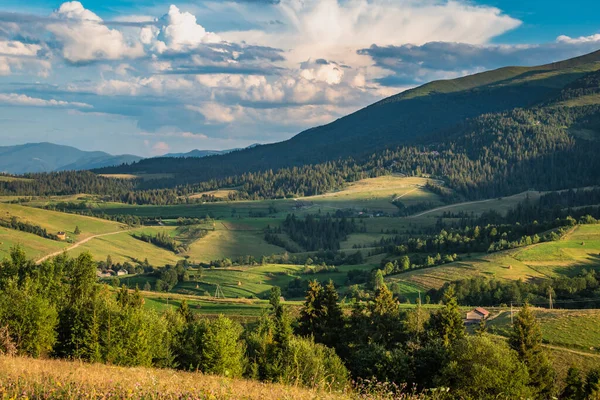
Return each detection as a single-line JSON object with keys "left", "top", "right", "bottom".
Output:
{"left": 427, "top": 286, "right": 465, "bottom": 347}
{"left": 584, "top": 368, "right": 600, "bottom": 399}
{"left": 74, "top": 226, "right": 81, "bottom": 235}
{"left": 561, "top": 367, "right": 584, "bottom": 400}
{"left": 509, "top": 303, "right": 555, "bottom": 398}
{"left": 269, "top": 287, "right": 292, "bottom": 350}
{"left": 321, "top": 280, "right": 344, "bottom": 348}
{"left": 177, "top": 299, "right": 193, "bottom": 323}
{"left": 298, "top": 280, "right": 324, "bottom": 338}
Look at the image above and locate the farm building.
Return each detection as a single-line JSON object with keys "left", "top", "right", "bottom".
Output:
{"left": 57, "top": 231, "right": 67, "bottom": 240}
{"left": 117, "top": 269, "right": 129, "bottom": 276}
{"left": 465, "top": 307, "right": 490, "bottom": 325}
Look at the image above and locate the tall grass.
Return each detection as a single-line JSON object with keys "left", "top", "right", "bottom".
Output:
{"left": 0, "top": 356, "right": 438, "bottom": 400}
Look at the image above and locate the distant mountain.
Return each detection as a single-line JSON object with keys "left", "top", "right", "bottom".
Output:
{"left": 162, "top": 149, "right": 230, "bottom": 158}
{"left": 161, "top": 144, "right": 260, "bottom": 158}
{"left": 0, "top": 143, "right": 142, "bottom": 174}
{"left": 97, "top": 49, "right": 600, "bottom": 185}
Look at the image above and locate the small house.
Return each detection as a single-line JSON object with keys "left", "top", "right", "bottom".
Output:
{"left": 117, "top": 269, "right": 128, "bottom": 276}
{"left": 57, "top": 231, "right": 67, "bottom": 241}
{"left": 465, "top": 307, "right": 490, "bottom": 325}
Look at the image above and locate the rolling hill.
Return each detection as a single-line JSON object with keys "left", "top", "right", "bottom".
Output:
{"left": 0, "top": 143, "right": 141, "bottom": 174}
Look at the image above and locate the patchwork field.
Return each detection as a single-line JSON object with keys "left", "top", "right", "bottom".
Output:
{"left": 117, "top": 261, "right": 374, "bottom": 301}
{"left": 386, "top": 224, "right": 600, "bottom": 299}
{"left": 55, "top": 176, "right": 444, "bottom": 220}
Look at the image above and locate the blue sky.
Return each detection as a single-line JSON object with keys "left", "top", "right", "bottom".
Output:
{"left": 0, "top": 0, "right": 598, "bottom": 156}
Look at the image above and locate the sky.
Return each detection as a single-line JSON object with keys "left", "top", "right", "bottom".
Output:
{"left": 0, "top": 0, "right": 599, "bottom": 157}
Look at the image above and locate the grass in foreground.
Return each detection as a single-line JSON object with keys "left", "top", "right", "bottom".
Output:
{"left": 0, "top": 356, "right": 428, "bottom": 400}
{"left": 0, "top": 356, "right": 347, "bottom": 400}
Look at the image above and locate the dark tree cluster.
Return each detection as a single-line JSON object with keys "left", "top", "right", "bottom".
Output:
{"left": 132, "top": 231, "right": 190, "bottom": 254}
{"left": 430, "top": 269, "right": 600, "bottom": 309}
{"left": 279, "top": 214, "right": 362, "bottom": 251}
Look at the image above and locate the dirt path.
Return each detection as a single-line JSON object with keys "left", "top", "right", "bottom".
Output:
{"left": 36, "top": 229, "right": 133, "bottom": 264}
{"left": 392, "top": 187, "right": 420, "bottom": 202}
{"left": 409, "top": 198, "right": 494, "bottom": 218}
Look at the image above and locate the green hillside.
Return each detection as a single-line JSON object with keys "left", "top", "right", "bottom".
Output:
{"left": 96, "top": 49, "right": 600, "bottom": 184}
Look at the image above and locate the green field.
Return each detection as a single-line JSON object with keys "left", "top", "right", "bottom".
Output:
{"left": 489, "top": 308, "right": 600, "bottom": 354}
{"left": 69, "top": 230, "right": 183, "bottom": 266}
{"left": 0, "top": 226, "right": 67, "bottom": 260}
{"left": 385, "top": 224, "right": 600, "bottom": 299}
{"left": 0, "top": 202, "right": 125, "bottom": 240}
{"left": 117, "top": 262, "right": 374, "bottom": 300}
{"left": 45, "top": 176, "right": 442, "bottom": 220}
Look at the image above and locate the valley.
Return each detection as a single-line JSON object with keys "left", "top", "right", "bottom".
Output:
{"left": 2, "top": 48, "right": 600, "bottom": 398}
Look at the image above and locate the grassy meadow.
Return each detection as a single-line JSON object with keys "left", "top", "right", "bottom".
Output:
{"left": 386, "top": 224, "right": 600, "bottom": 299}
{"left": 0, "top": 202, "right": 125, "bottom": 240}
{"left": 0, "top": 356, "right": 352, "bottom": 400}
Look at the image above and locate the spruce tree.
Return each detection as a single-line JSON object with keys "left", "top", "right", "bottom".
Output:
{"left": 584, "top": 368, "right": 600, "bottom": 399}
{"left": 561, "top": 367, "right": 584, "bottom": 400}
{"left": 427, "top": 286, "right": 465, "bottom": 347}
{"left": 298, "top": 280, "right": 324, "bottom": 338}
{"left": 509, "top": 303, "right": 555, "bottom": 397}
{"left": 321, "top": 280, "right": 344, "bottom": 348}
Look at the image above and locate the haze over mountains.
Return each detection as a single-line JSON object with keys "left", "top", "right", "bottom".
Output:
{"left": 0, "top": 143, "right": 142, "bottom": 174}
{"left": 0, "top": 143, "right": 259, "bottom": 174}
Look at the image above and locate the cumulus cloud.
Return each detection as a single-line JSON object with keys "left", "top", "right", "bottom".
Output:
{"left": 0, "top": 93, "right": 92, "bottom": 108}
{"left": 557, "top": 34, "right": 600, "bottom": 44}
{"left": 221, "top": 0, "right": 522, "bottom": 69}
{"left": 144, "top": 5, "right": 221, "bottom": 54}
{"left": 186, "top": 103, "right": 239, "bottom": 124}
{"left": 0, "top": 40, "right": 50, "bottom": 76}
{"left": 48, "top": 1, "right": 144, "bottom": 63}
{"left": 299, "top": 59, "right": 344, "bottom": 85}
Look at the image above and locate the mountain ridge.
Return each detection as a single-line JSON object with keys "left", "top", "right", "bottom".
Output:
{"left": 0, "top": 142, "right": 142, "bottom": 174}
{"left": 96, "top": 48, "right": 600, "bottom": 183}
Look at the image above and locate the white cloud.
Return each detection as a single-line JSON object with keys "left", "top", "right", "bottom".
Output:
{"left": 0, "top": 40, "right": 50, "bottom": 76}
{"left": 221, "top": 0, "right": 522, "bottom": 70}
{"left": 151, "top": 141, "right": 170, "bottom": 155}
{"left": 0, "top": 93, "right": 91, "bottom": 108}
{"left": 300, "top": 61, "right": 344, "bottom": 85}
{"left": 146, "top": 5, "right": 222, "bottom": 53}
{"left": 186, "top": 103, "right": 239, "bottom": 124}
{"left": 48, "top": 1, "right": 144, "bottom": 62}
{"left": 557, "top": 34, "right": 600, "bottom": 44}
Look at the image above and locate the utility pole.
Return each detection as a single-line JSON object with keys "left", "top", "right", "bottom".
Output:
{"left": 549, "top": 287, "right": 553, "bottom": 310}
{"left": 510, "top": 302, "right": 514, "bottom": 325}
{"left": 418, "top": 290, "right": 422, "bottom": 305}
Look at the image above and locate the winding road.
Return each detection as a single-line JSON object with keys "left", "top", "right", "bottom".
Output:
{"left": 409, "top": 198, "right": 494, "bottom": 218}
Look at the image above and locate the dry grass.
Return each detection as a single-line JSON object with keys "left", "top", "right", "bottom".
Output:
{"left": 0, "top": 356, "right": 350, "bottom": 400}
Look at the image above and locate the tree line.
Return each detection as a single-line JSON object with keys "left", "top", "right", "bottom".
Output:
{"left": 1, "top": 246, "right": 587, "bottom": 398}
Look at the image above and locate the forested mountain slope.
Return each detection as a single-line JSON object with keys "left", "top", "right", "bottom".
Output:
{"left": 97, "top": 50, "right": 600, "bottom": 181}
{"left": 3, "top": 51, "right": 600, "bottom": 203}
